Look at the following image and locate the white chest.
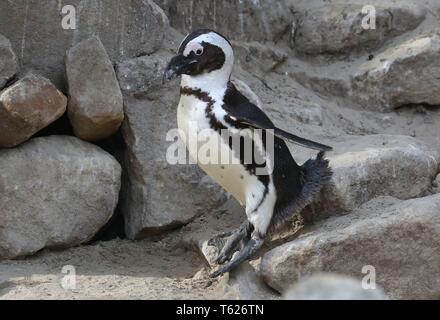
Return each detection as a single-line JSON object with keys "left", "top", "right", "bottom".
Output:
{"left": 177, "top": 95, "right": 211, "bottom": 137}
{"left": 177, "top": 94, "right": 249, "bottom": 204}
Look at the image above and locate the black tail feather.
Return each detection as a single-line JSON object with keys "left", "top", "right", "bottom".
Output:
{"left": 270, "top": 151, "right": 333, "bottom": 231}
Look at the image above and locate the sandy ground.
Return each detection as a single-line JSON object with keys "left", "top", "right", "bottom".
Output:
{"left": 1, "top": 0, "right": 440, "bottom": 300}
{"left": 0, "top": 201, "right": 251, "bottom": 300}
{"left": 0, "top": 225, "right": 222, "bottom": 300}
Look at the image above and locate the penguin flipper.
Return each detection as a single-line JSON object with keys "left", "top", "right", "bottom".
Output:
{"left": 273, "top": 128, "right": 333, "bottom": 151}
{"left": 223, "top": 101, "right": 332, "bottom": 151}
{"left": 223, "top": 81, "right": 333, "bottom": 151}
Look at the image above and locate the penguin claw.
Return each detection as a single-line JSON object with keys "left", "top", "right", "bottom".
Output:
{"left": 210, "top": 266, "right": 230, "bottom": 278}
{"left": 213, "top": 221, "right": 251, "bottom": 264}
{"left": 214, "top": 252, "right": 232, "bottom": 265}
{"left": 207, "top": 231, "right": 233, "bottom": 247}
{"left": 213, "top": 244, "right": 236, "bottom": 265}
{"left": 211, "top": 237, "right": 264, "bottom": 279}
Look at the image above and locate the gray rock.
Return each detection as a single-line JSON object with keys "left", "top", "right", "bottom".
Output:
{"left": 0, "top": 136, "right": 121, "bottom": 260}
{"left": 292, "top": 4, "right": 425, "bottom": 55}
{"left": 280, "top": 99, "right": 323, "bottom": 126}
{"left": 200, "top": 235, "right": 224, "bottom": 268}
{"left": 0, "top": 73, "right": 67, "bottom": 148}
{"left": 66, "top": 37, "right": 124, "bottom": 141}
{"left": 117, "top": 53, "right": 227, "bottom": 239}
{"left": 220, "top": 262, "right": 278, "bottom": 300}
{"left": 116, "top": 53, "right": 168, "bottom": 98}
{"left": 232, "top": 41, "right": 288, "bottom": 74}
{"left": 187, "top": 230, "right": 233, "bottom": 268}
{"left": 261, "top": 195, "right": 440, "bottom": 299}
{"left": 292, "top": 71, "right": 350, "bottom": 100}
{"left": 0, "top": 0, "right": 168, "bottom": 89}
{"left": 306, "top": 134, "right": 439, "bottom": 220}
{"left": 157, "top": 0, "right": 292, "bottom": 42}
{"left": 284, "top": 273, "right": 388, "bottom": 300}
{"left": 0, "top": 34, "right": 18, "bottom": 89}
{"left": 352, "top": 33, "right": 440, "bottom": 111}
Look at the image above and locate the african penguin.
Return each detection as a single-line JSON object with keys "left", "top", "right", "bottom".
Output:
{"left": 164, "top": 29, "right": 333, "bottom": 278}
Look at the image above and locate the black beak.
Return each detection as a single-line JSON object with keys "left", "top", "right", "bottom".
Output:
{"left": 163, "top": 54, "right": 197, "bottom": 84}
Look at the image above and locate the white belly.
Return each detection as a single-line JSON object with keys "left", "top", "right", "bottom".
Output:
{"left": 177, "top": 95, "right": 249, "bottom": 204}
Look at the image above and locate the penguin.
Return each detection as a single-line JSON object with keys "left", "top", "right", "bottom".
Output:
{"left": 163, "top": 29, "right": 333, "bottom": 278}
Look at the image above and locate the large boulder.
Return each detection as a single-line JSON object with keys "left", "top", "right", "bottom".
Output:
{"left": 305, "top": 134, "right": 439, "bottom": 220}
{"left": 0, "top": 0, "right": 168, "bottom": 89}
{"left": 0, "top": 136, "right": 121, "bottom": 260}
{"left": 0, "top": 34, "right": 18, "bottom": 89}
{"left": 66, "top": 37, "right": 124, "bottom": 141}
{"left": 261, "top": 195, "right": 440, "bottom": 299}
{"left": 292, "top": 4, "right": 425, "bottom": 55}
{"left": 352, "top": 33, "right": 440, "bottom": 111}
{"left": 0, "top": 73, "right": 67, "bottom": 148}
{"left": 156, "top": 0, "right": 292, "bottom": 42}
{"left": 116, "top": 52, "right": 227, "bottom": 239}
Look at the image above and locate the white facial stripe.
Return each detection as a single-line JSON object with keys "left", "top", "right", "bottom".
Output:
{"left": 191, "top": 32, "right": 230, "bottom": 51}
{"left": 183, "top": 42, "right": 203, "bottom": 57}
{"left": 184, "top": 32, "right": 232, "bottom": 57}
{"left": 178, "top": 33, "right": 190, "bottom": 54}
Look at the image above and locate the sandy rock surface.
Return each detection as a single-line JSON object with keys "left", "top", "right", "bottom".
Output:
{"left": 305, "top": 134, "right": 439, "bottom": 220}
{"left": 353, "top": 33, "right": 440, "bottom": 111}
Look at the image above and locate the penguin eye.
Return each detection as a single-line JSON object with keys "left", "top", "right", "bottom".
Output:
{"left": 195, "top": 48, "right": 203, "bottom": 56}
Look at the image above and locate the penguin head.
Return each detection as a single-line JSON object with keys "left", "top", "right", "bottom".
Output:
{"left": 164, "top": 29, "right": 234, "bottom": 86}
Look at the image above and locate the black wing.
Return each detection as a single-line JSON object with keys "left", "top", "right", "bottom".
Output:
{"left": 223, "top": 82, "right": 333, "bottom": 152}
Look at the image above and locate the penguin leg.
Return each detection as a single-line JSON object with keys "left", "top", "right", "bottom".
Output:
{"left": 210, "top": 231, "right": 264, "bottom": 278}
{"left": 214, "top": 221, "right": 252, "bottom": 264}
